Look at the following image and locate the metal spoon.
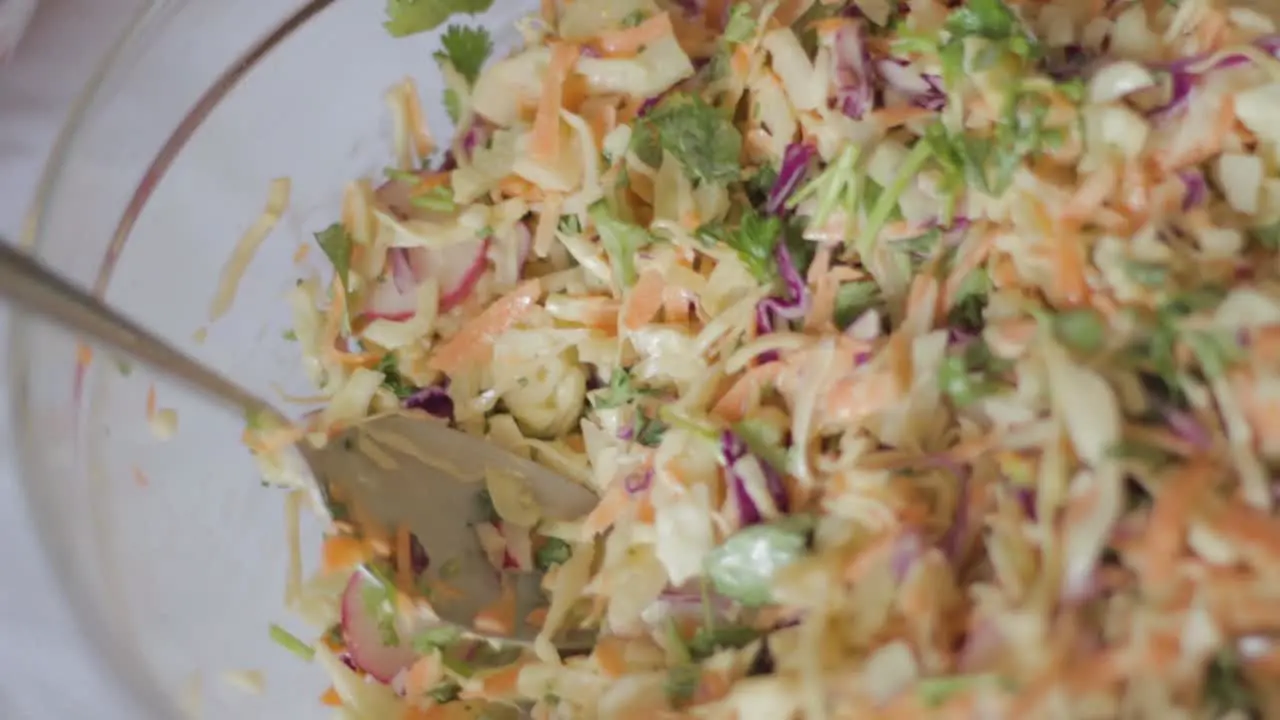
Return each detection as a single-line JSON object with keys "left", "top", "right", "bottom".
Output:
{"left": 0, "top": 241, "right": 599, "bottom": 652}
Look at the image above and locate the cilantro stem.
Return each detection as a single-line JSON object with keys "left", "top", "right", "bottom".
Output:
{"left": 269, "top": 623, "right": 315, "bottom": 661}
{"left": 859, "top": 140, "right": 932, "bottom": 255}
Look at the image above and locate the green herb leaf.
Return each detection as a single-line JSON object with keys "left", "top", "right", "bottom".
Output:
{"left": 1204, "top": 652, "right": 1257, "bottom": 713}
{"left": 534, "top": 537, "right": 572, "bottom": 571}
{"left": 632, "top": 95, "right": 742, "bottom": 185}
{"left": 698, "top": 208, "right": 782, "bottom": 281}
{"left": 939, "top": 341, "right": 1005, "bottom": 407}
{"left": 315, "top": 223, "right": 354, "bottom": 294}
{"left": 1251, "top": 221, "right": 1280, "bottom": 251}
{"left": 412, "top": 624, "right": 463, "bottom": 653}
{"left": 687, "top": 625, "right": 762, "bottom": 661}
{"left": 724, "top": 3, "right": 756, "bottom": 44}
{"left": 589, "top": 201, "right": 652, "bottom": 287}
{"left": 411, "top": 185, "right": 457, "bottom": 213}
{"left": 435, "top": 25, "right": 492, "bottom": 84}
{"left": 384, "top": 0, "right": 495, "bottom": 38}
{"left": 376, "top": 353, "right": 419, "bottom": 399}
{"left": 834, "top": 281, "right": 880, "bottom": 330}
{"left": 918, "top": 674, "right": 1001, "bottom": 707}
{"left": 269, "top": 623, "right": 316, "bottom": 661}
{"left": 731, "top": 420, "right": 789, "bottom": 474}
{"left": 621, "top": 9, "right": 648, "bottom": 27}
{"left": 426, "top": 681, "right": 462, "bottom": 703}
{"left": 705, "top": 515, "right": 815, "bottom": 606}
{"left": 664, "top": 663, "right": 702, "bottom": 707}
{"left": 443, "top": 88, "right": 462, "bottom": 125}
{"left": 281, "top": 329, "right": 298, "bottom": 342}
{"left": 946, "top": 0, "right": 1018, "bottom": 38}
{"left": 1123, "top": 259, "right": 1168, "bottom": 288}
{"left": 1053, "top": 308, "right": 1106, "bottom": 354}
{"left": 635, "top": 410, "right": 669, "bottom": 448}
{"left": 592, "top": 368, "right": 646, "bottom": 409}
{"left": 1185, "top": 330, "right": 1241, "bottom": 378}
{"left": 557, "top": 214, "right": 583, "bottom": 234}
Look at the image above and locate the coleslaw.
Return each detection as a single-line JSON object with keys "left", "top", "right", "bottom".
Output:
{"left": 246, "top": 0, "right": 1280, "bottom": 716}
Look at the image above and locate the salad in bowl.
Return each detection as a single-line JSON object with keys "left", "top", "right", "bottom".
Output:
{"left": 244, "top": 0, "right": 1280, "bottom": 717}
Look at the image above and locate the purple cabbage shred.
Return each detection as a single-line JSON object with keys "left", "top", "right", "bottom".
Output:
{"left": 832, "top": 22, "right": 875, "bottom": 120}
{"left": 404, "top": 385, "right": 455, "bottom": 421}
{"left": 766, "top": 143, "right": 817, "bottom": 215}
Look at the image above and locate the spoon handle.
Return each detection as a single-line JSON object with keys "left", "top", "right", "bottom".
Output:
{"left": 0, "top": 241, "right": 281, "bottom": 423}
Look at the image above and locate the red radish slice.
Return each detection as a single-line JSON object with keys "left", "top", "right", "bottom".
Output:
{"left": 405, "top": 238, "right": 490, "bottom": 312}
{"left": 340, "top": 570, "right": 418, "bottom": 683}
{"left": 500, "top": 521, "right": 534, "bottom": 571}
{"left": 362, "top": 273, "right": 419, "bottom": 321}
{"left": 388, "top": 247, "right": 417, "bottom": 293}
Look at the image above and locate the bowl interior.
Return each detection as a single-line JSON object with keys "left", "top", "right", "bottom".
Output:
{"left": 15, "top": 0, "right": 534, "bottom": 716}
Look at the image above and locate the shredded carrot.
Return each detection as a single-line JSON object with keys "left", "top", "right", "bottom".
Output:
{"left": 321, "top": 534, "right": 369, "bottom": 573}
{"left": 400, "top": 79, "right": 435, "bottom": 160}
{"left": 525, "top": 606, "right": 548, "bottom": 628}
{"left": 704, "top": 0, "right": 728, "bottom": 29}
{"left": 531, "top": 43, "right": 578, "bottom": 164}
{"left": 943, "top": 227, "right": 997, "bottom": 307}
{"left": 405, "top": 654, "right": 444, "bottom": 700}
{"left": 497, "top": 175, "right": 546, "bottom": 202}
{"left": 428, "top": 279, "right": 542, "bottom": 374}
{"left": 145, "top": 383, "right": 158, "bottom": 421}
{"left": 320, "top": 686, "right": 342, "bottom": 707}
{"left": 870, "top": 105, "right": 937, "bottom": 129}
{"left": 624, "top": 269, "right": 666, "bottom": 330}
{"left": 581, "top": 481, "right": 633, "bottom": 538}
{"left": 593, "top": 635, "right": 630, "bottom": 677}
{"left": 412, "top": 172, "right": 452, "bottom": 194}
{"left": 592, "top": 12, "right": 673, "bottom": 57}
{"left": 711, "top": 362, "right": 786, "bottom": 422}
{"left": 395, "top": 525, "right": 413, "bottom": 592}
{"left": 473, "top": 580, "right": 517, "bottom": 637}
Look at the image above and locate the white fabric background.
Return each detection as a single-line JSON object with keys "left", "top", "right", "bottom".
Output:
{"left": 0, "top": 0, "right": 145, "bottom": 716}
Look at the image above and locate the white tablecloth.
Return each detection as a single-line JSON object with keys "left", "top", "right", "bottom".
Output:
{"left": 0, "top": 0, "right": 145, "bottom": 716}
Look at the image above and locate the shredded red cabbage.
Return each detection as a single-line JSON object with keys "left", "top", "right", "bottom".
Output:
{"left": 766, "top": 143, "right": 817, "bottom": 215}
{"left": 387, "top": 247, "right": 417, "bottom": 293}
{"left": 625, "top": 468, "right": 654, "bottom": 495}
{"left": 1179, "top": 169, "right": 1207, "bottom": 211}
{"left": 721, "top": 430, "right": 789, "bottom": 526}
{"left": 404, "top": 385, "right": 454, "bottom": 421}
{"left": 877, "top": 59, "right": 946, "bottom": 111}
{"left": 1163, "top": 407, "right": 1211, "bottom": 449}
{"left": 1149, "top": 36, "right": 1280, "bottom": 119}
{"left": 1045, "top": 43, "right": 1092, "bottom": 81}
{"left": 755, "top": 241, "right": 810, "bottom": 336}
{"left": 833, "top": 22, "right": 875, "bottom": 120}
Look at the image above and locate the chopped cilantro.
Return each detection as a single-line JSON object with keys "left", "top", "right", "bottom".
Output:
{"left": 664, "top": 663, "right": 701, "bottom": 707}
{"left": 592, "top": 368, "right": 652, "bottom": 409}
{"left": 1251, "top": 221, "right": 1280, "bottom": 251}
{"left": 412, "top": 624, "right": 462, "bottom": 653}
{"left": 384, "top": 0, "right": 495, "bottom": 38}
{"left": 1124, "top": 260, "right": 1169, "bottom": 288}
{"left": 724, "top": 3, "right": 756, "bottom": 44}
{"left": 314, "top": 223, "right": 354, "bottom": 294}
{"left": 376, "top": 353, "right": 418, "bottom": 399}
{"left": 443, "top": 87, "right": 462, "bottom": 124}
{"left": 1185, "top": 330, "right": 1241, "bottom": 378}
{"left": 918, "top": 674, "right": 1001, "bottom": 707}
{"left": 687, "top": 624, "right": 761, "bottom": 661}
{"left": 534, "top": 538, "right": 572, "bottom": 571}
{"left": 790, "top": 144, "right": 862, "bottom": 232}
{"left": 1053, "top": 308, "right": 1106, "bottom": 354}
{"left": 434, "top": 25, "right": 492, "bottom": 84}
{"left": 635, "top": 410, "right": 669, "bottom": 448}
{"left": 631, "top": 95, "right": 742, "bottom": 185}
{"left": 557, "top": 214, "right": 582, "bottom": 234}
{"left": 411, "top": 185, "right": 456, "bottom": 213}
{"left": 731, "top": 419, "right": 790, "bottom": 474}
{"left": 620, "top": 9, "right": 648, "bottom": 27}
{"left": 384, "top": 167, "right": 422, "bottom": 183}
{"left": 1204, "top": 652, "right": 1257, "bottom": 714}
{"left": 426, "top": 681, "right": 462, "bottom": 703}
{"left": 697, "top": 208, "right": 782, "bottom": 281}
{"left": 589, "top": 201, "right": 652, "bottom": 287}
{"left": 939, "top": 341, "right": 1005, "bottom": 406}
{"left": 834, "top": 281, "right": 880, "bottom": 329}
{"left": 269, "top": 623, "right": 315, "bottom": 661}
{"left": 281, "top": 329, "right": 298, "bottom": 342}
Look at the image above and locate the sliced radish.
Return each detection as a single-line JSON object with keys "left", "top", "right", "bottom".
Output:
{"left": 340, "top": 570, "right": 419, "bottom": 683}
{"left": 388, "top": 247, "right": 417, "bottom": 293}
{"left": 405, "top": 238, "right": 490, "bottom": 312}
{"left": 362, "top": 272, "right": 419, "bottom": 321}
{"left": 500, "top": 521, "right": 534, "bottom": 571}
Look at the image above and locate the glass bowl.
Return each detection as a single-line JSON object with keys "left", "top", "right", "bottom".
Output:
{"left": 11, "top": 0, "right": 533, "bottom": 716}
